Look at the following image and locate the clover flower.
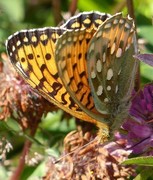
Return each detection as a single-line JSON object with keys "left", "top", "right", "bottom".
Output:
{"left": 116, "top": 84, "right": 153, "bottom": 155}
{"left": 0, "top": 53, "right": 52, "bottom": 129}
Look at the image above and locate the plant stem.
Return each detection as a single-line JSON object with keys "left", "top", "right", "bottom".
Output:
{"left": 51, "top": 0, "right": 62, "bottom": 25}
{"left": 69, "top": 0, "right": 78, "bottom": 16}
{"left": 10, "top": 121, "right": 38, "bottom": 180}
{"left": 10, "top": 140, "right": 32, "bottom": 180}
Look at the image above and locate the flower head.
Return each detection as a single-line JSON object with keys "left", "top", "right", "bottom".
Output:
{"left": 0, "top": 53, "right": 53, "bottom": 129}
{"left": 116, "top": 84, "right": 153, "bottom": 155}
{"left": 44, "top": 130, "right": 135, "bottom": 179}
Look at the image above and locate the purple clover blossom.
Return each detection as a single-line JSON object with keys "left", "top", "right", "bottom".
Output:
{"left": 116, "top": 84, "right": 153, "bottom": 155}
{"left": 130, "top": 84, "right": 153, "bottom": 121}
{"left": 134, "top": 54, "right": 153, "bottom": 67}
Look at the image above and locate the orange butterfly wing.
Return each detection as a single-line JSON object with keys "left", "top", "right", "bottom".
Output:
{"left": 6, "top": 12, "right": 110, "bottom": 127}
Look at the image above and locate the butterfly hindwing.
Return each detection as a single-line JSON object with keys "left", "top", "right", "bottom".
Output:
{"left": 87, "top": 13, "right": 138, "bottom": 130}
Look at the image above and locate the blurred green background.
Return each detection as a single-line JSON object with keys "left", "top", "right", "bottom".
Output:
{"left": 0, "top": 0, "right": 153, "bottom": 179}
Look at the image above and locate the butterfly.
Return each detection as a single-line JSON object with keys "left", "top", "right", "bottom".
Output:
{"left": 6, "top": 11, "right": 137, "bottom": 140}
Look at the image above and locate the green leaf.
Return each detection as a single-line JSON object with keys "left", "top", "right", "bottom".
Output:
{"left": 122, "top": 156, "right": 153, "bottom": 166}
{"left": 45, "top": 148, "right": 59, "bottom": 158}
{"left": 134, "top": 167, "right": 153, "bottom": 180}
{"left": 0, "top": 0, "right": 25, "bottom": 22}
{"left": 21, "top": 161, "right": 46, "bottom": 180}
{"left": 4, "top": 118, "right": 21, "bottom": 133}
{"left": 138, "top": 26, "right": 153, "bottom": 53}
{"left": 141, "top": 62, "right": 153, "bottom": 81}
{"left": 0, "top": 165, "right": 8, "bottom": 180}
{"left": 134, "top": 0, "right": 153, "bottom": 19}
{"left": 41, "top": 111, "right": 76, "bottom": 132}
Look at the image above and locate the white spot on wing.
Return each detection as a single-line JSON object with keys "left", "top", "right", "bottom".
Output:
{"left": 91, "top": 70, "right": 96, "bottom": 79}
{"left": 125, "top": 22, "right": 130, "bottom": 29}
{"left": 97, "top": 85, "right": 103, "bottom": 96}
{"left": 99, "top": 110, "right": 108, "bottom": 114}
{"left": 40, "top": 34, "right": 48, "bottom": 41}
{"left": 68, "top": 36, "right": 72, "bottom": 42}
{"left": 113, "top": 19, "right": 119, "bottom": 24}
{"left": 128, "top": 15, "right": 132, "bottom": 20}
{"left": 31, "top": 36, "right": 37, "bottom": 42}
{"left": 118, "top": 69, "right": 121, "bottom": 75}
{"left": 103, "top": 52, "right": 106, "bottom": 62}
{"left": 120, "top": 19, "right": 124, "bottom": 24}
{"left": 115, "top": 85, "right": 118, "bottom": 93}
{"left": 17, "top": 40, "right": 21, "bottom": 46}
{"left": 107, "top": 68, "right": 113, "bottom": 80}
{"left": 104, "top": 98, "right": 109, "bottom": 102}
{"left": 96, "top": 59, "right": 102, "bottom": 72}
{"left": 12, "top": 46, "right": 15, "bottom": 52}
{"left": 116, "top": 48, "right": 122, "bottom": 58}
{"left": 23, "top": 37, "right": 28, "bottom": 42}
{"left": 104, "top": 23, "right": 111, "bottom": 29}
{"left": 107, "top": 86, "right": 111, "bottom": 91}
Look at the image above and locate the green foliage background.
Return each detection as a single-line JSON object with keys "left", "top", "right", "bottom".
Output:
{"left": 0, "top": 0, "right": 153, "bottom": 179}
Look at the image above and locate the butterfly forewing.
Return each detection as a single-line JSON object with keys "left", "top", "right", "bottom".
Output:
{"left": 87, "top": 13, "right": 138, "bottom": 129}
{"left": 6, "top": 27, "right": 98, "bottom": 124}
{"left": 62, "top": 11, "right": 111, "bottom": 31}
{"left": 7, "top": 28, "right": 66, "bottom": 92}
